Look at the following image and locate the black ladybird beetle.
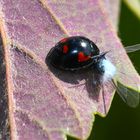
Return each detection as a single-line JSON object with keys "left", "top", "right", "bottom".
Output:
{"left": 47, "top": 36, "right": 106, "bottom": 71}
{"left": 47, "top": 36, "right": 140, "bottom": 108}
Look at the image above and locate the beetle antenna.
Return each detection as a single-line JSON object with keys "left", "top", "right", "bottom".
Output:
{"left": 99, "top": 51, "right": 110, "bottom": 58}
{"left": 91, "top": 51, "right": 110, "bottom": 60}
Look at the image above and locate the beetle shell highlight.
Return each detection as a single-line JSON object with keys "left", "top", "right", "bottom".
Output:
{"left": 48, "top": 36, "right": 100, "bottom": 70}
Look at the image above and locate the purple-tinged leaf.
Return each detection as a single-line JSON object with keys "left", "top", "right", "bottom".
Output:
{"left": 102, "top": 0, "right": 121, "bottom": 29}
{"left": 0, "top": 0, "right": 139, "bottom": 140}
{"left": 0, "top": 38, "right": 9, "bottom": 139}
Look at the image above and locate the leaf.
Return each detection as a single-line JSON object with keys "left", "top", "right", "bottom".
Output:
{"left": 123, "top": 0, "right": 140, "bottom": 20}
{"left": 0, "top": 0, "right": 139, "bottom": 140}
{"left": 102, "top": 0, "right": 121, "bottom": 30}
{"left": 0, "top": 37, "right": 9, "bottom": 139}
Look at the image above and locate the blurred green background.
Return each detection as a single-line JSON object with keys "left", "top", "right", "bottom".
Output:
{"left": 68, "top": 1, "right": 140, "bottom": 140}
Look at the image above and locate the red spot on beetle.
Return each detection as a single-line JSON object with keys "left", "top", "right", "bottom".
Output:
{"left": 60, "top": 38, "right": 67, "bottom": 43}
{"left": 78, "top": 52, "right": 90, "bottom": 62}
{"left": 63, "top": 45, "right": 69, "bottom": 53}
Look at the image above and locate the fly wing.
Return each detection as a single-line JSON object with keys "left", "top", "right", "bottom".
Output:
{"left": 111, "top": 80, "right": 140, "bottom": 108}
{"left": 109, "top": 43, "right": 140, "bottom": 107}
{"left": 125, "top": 44, "right": 140, "bottom": 53}
{"left": 90, "top": 72, "right": 116, "bottom": 115}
